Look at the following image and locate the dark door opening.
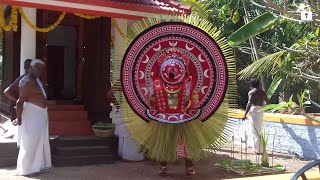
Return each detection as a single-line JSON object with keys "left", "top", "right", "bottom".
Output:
{"left": 47, "top": 46, "right": 64, "bottom": 100}
{"left": 47, "top": 25, "right": 77, "bottom": 101}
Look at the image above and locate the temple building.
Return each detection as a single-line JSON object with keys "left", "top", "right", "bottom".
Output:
{"left": 0, "top": 0, "right": 191, "bottom": 136}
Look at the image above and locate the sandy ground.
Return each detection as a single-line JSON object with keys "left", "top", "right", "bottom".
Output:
{"left": 0, "top": 145, "right": 314, "bottom": 180}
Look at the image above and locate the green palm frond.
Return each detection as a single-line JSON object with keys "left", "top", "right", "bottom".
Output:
{"left": 238, "top": 50, "right": 286, "bottom": 79}
{"left": 181, "top": 0, "right": 212, "bottom": 19}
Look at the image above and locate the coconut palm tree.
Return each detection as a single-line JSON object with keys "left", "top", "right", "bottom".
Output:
{"left": 229, "top": 1, "right": 320, "bottom": 109}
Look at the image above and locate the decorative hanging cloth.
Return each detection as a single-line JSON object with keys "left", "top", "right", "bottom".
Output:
{"left": 114, "top": 16, "right": 237, "bottom": 162}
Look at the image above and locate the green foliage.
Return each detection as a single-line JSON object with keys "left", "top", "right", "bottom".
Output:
{"left": 181, "top": 0, "right": 245, "bottom": 37}
{"left": 220, "top": 160, "right": 285, "bottom": 175}
{"left": 261, "top": 89, "right": 313, "bottom": 114}
{"left": 236, "top": 17, "right": 318, "bottom": 99}
{"left": 260, "top": 131, "right": 269, "bottom": 163}
{"left": 265, "top": 20, "right": 311, "bottom": 53}
{"left": 266, "top": 74, "right": 282, "bottom": 99}
{"left": 231, "top": 10, "right": 240, "bottom": 24}
{"left": 182, "top": 0, "right": 320, "bottom": 109}
{"left": 228, "top": 12, "right": 279, "bottom": 46}
{"left": 297, "top": 89, "right": 312, "bottom": 109}
{"left": 260, "top": 98, "right": 296, "bottom": 113}
{"left": 238, "top": 50, "right": 286, "bottom": 79}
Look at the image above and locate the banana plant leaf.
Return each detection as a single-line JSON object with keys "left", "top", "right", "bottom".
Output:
{"left": 260, "top": 101, "right": 296, "bottom": 113}
{"left": 266, "top": 75, "right": 283, "bottom": 99}
{"left": 228, "top": 12, "right": 279, "bottom": 46}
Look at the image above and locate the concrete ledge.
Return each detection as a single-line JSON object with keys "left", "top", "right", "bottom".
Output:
{"left": 223, "top": 170, "right": 319, "bottom": 180}
{"left": 231, "top": 117, "right": 320, "bottom": 160}
{"left": 230, "top": 109, "right": 320, "bottom": 126}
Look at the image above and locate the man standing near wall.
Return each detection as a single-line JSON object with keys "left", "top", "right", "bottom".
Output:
{"left": 4, "top": 59, "right": 32, "bottom": 104}
{"left": 241, "top": 78, "right": 269, "bottom": 154}
{"left": 15, "top": 59, "right": 51, "bottom": 176}
{"left": 1, "top": 59, "right": 32, "bottom": 138}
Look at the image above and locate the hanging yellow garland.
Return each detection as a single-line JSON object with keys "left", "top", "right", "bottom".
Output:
{"left": 18, "top": 7, "right": 66, "bottom": 33}
{"left": 74, "top": 13, "right": 100, "bottom": 19}
{"left": 0, "top": 6, "right": 18, "bottom": 32}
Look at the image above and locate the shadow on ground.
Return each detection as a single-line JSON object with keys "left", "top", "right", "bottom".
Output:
{"left": 0, "top": 145, "right": 312, "bottom": 180}
{"left": 0, "top": 153, "right": 240, "bottom": 180}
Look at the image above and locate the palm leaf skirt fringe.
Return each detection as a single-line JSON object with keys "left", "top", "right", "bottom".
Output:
{"left": 112, "top": 15, "right": 237, "bottom": 162}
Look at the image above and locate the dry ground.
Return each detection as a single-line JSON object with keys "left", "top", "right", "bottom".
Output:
{"left": 0, "top": 145, "right": 313, "bottom": 180}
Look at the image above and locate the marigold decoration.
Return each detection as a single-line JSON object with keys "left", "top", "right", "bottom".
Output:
{"left": 0, "top": 6, "right": 18, "bottom": 32}
{"left": 114, "top": 16, "right": 237, "bottom": 162}
{"left": 18, "top": 7, "right": 66, "bottom": 33}
{"left": 74, "top": 13, "right": 100, "bottom": 19}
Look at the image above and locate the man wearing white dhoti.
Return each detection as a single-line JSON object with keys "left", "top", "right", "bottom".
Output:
{"left": 108, "top": 87, "right": 144, "bottom": 161}
{"left": 15, "top": 59, "right": 51, "bottom": 176}
{"left": 248, "top": 105, "right": 264, "bottom": 153}
{"left": 241, "top": 78, "right": 268, "bottom": 154}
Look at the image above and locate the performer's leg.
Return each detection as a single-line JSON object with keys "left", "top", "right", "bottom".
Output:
{"left": 185, "top": 159, "right": 195, "bottom": 175}
{"left": 159, "top": 161, "right": 167, "bottom": 176}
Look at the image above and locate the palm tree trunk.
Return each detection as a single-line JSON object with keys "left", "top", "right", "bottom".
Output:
{"left": 242, "top": 0, "right": 267, "bottom": 90}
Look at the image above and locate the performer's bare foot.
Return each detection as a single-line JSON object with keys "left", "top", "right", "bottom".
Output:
{"left": 186, "top": 166, "right": 196, "bottom": 176}
{"left": 159, "top": 166, "right": 167, "bottom": 176}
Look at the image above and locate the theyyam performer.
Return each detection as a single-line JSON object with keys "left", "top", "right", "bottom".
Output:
{"left": 113, "top": 15, "right": 237, "bottom": 176}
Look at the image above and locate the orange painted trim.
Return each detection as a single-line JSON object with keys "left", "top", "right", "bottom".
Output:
{"left": 0, "top": 0, "right": 145, "bottom": 20}
{"left": 231, "top": 110, "right": 320, "bottom": 126}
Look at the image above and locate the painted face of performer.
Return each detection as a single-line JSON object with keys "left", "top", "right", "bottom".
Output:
{"left": 160, "top": 58, "right": 187, "bottom": 86}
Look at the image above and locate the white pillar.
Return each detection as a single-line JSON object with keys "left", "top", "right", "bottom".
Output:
{"left": 113, "top": 18, "right": 127, "bottom": 81}
{"left": 20, "top": 8, "right": 36, "bottom": 75}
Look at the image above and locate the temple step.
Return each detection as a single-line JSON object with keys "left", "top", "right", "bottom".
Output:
{"left": 52, "top": 154, "right": 116, "bottom": 167}
{"left": 51, "top": 136, "right": 118, "bottom": 166}
{"left": 48, "top": 105, "right": 85, "bottom": 111}
{"left": 52, "top": 136, "right": 115, "bottom": 147}
{"left": 47, "top": 104, "right": 94, "bottom": 136}
{"left": 48, "top": 110, "right": 88, "bottom": 122}
{"left": 53, "top": 145, "right": 111, "bottom": 157}
{"left": 0, "top": 157, "right": 17, "bottom": 167}
{"left": 0, "top": 140, "right": 18, "bottom": 167}
{"left": 0, "top": 136, "right": 118, "bottom": 167}
{"left": 49, "top": 121, "right": 94, "bottom": 136}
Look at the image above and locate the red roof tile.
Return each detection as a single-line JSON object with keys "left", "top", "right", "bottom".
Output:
{"left": 62, "top": 0, "right": 191, "bottom": 16}
{"left": 2, "top": 0, "right": 191, "bottom": 19}
{"left": 107, "top": 0, "right": 191, "bottom": 15}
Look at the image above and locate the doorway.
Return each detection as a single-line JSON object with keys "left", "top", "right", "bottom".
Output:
{"left": 47, "top": 46, "right": 64, "bottom": 99}
{"left": 47, "top": 25, "right": 77, "bottom": 100}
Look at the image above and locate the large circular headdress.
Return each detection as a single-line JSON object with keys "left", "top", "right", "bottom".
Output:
{"left": 113, "top": 16, "right": 236, "bottom": 162}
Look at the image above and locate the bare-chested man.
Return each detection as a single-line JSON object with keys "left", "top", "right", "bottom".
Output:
{"left": 15, "top": 59, "right": 51, "bottom": 176}
{"left": 241, "top": 78, "right": 268, "bottom": 154}
{"left": 4, "top": 59, "right": 32, "bottom": 121}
